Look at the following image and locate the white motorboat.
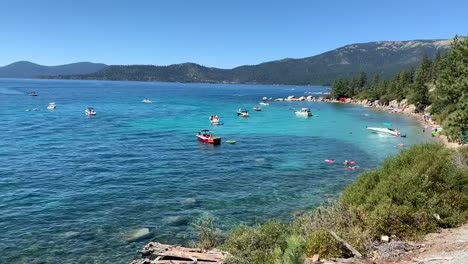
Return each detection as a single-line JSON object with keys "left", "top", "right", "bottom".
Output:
{"left": 85, "top": 107, "right": 97, "bottom": 116}
{"left": 294, "top": 108, "right": 313, "bottom": 117}
{"left": 367, "top": 127, "right": 405, "bottom": 137}
{"left": 142, "top": 98, "right": 152, "bottom": 103}
{"left": 259, "top": 102, "right": 269, "bottom": 106}
{"left": 47, "top": 102, "right": 56, "bottom": 110}
{"left": 237, "top": 109, "right": 249, "bottom": 117}
{"left": 210, "top": 115, "right": 223, "bottom": 125}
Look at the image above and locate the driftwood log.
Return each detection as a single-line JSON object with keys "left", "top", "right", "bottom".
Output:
{"left": 329, "top": 230, "right": 363, "bottom": 258}
{"left": 130, "top": 242, "right": 229, "bottom": 264}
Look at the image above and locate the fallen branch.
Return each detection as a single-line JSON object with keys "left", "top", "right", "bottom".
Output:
{"left": 328, "top": 230, "right": 362, "bottom": 258}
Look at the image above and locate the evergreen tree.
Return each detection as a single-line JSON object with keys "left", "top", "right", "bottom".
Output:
{"left": 393, "top": 71, "right": 406, "bottom": 101}
{"left": 432, "top": 36, "right": 468, "bottom": 142}
{"left": 408, "top": 54, "right": 431, "bottom": 109}
{"left": 357, "top": 72, "right": 368, "bottom": 91}
{"left": 431, "top": 50, "right": 442, "bottom": 83}
{"left": 331, "top": 78, "right": 350, "bottom": 99}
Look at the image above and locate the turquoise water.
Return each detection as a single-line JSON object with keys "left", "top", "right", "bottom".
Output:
{"left": 0, "top": 79, "right": 432, "bottom": 263}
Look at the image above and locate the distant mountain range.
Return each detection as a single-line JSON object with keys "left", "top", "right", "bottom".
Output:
{"left": 0, "top": 61, "right": 107, "bottom": 78}
{"left": 6, "top": 39, "right": 453, "bottom": 85}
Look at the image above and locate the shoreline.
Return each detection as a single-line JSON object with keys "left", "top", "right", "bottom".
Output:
{"left": 273, "top": 94, "right": 462, "bottom": 149}
{"left": 330, "top": 99, "right": 462, "bottom": 149}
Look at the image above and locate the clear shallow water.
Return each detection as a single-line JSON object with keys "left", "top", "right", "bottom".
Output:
{"left": 0, "top": 79, "right": 432, "bottom": 263}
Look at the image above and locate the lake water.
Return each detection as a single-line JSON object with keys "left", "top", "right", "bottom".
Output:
{"left": 0, "top": 79, "right": 432, "bottom": 263}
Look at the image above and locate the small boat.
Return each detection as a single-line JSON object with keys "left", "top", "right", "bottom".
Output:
{"left": 210, "top": 115, "right": 223, "bottom": 125}
{"left": 253, "top": 106, "right": 262, "bottom": 111}
{"left": 237, "top": 109, "right": 249, "bottom": 117}
{"left": 47, "top": 102, "right": 56, "bottom": 110}
{"left": 29, "top": 91, "right": 38, "bottom": 96}
{"left": 142, "top": 98, "right": 152, "bottom": 103}
{"left": 85, "top": 107, "right": 97, "bottom": 116}
{"left": 294, "top": 108, "right": 313, "bottom": 117}
{"left": 259, "top": 102, "right": 269, "bottom": 106}
{"left": 366, "top": 127, "right": 405, "bottom": 137}
{"left": 197, "top": 129, "right": 221, "bottom": 145}
{"left": 226, "top": 140, "right": 236, "bottom": 144}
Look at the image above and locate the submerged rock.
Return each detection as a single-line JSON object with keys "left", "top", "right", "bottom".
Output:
{"left": 163, "top": 215, "right": 189, "bottom": 226}
{"left": 121, "top": 227, "right": 153, "bottom": 242}
{"left": 63, "top": 231, "right": 80, "bottom": 238}
{"left": 180, "top": 197, "right": 198, "bottom": 208}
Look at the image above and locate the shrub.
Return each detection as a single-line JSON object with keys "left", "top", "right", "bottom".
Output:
{"left": 222, "top": 220, "right": 291, "bottom": 264}
{"left": 294, "top": 201, "right": 372, "bottom": 258}
{"left": 303, "top": 229, "right": 341, "bottom": 258}
{"left": 273, "top": 235, "right": 303, "bottom": 264}
{"left": 342, "top": 143, "right": 468, "bottom": 239}
{"left": 192, "top": 213, "right": 221, "bottom": 250}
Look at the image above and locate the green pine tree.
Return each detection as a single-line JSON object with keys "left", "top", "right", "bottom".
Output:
{"left": 408, "top": 54, "right": 431, "bottom": 109}
{"left": 432, "top": 36, "right": 468, "bottom": 142}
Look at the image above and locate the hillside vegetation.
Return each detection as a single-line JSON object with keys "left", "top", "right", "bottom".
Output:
{"left": 193, "top": 144, "right": 468, "bottom": 263}
{"left": 43, "top": 39, "right": 450, "bottom": 85}
{"left": 331, "top": 36, "right": 468, "bottom": 143}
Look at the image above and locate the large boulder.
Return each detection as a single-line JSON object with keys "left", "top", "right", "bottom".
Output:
{"left": 389, "top": 100, "right": 399, "bottom": 108}
{"left": 404, "top": 104, "right": 416, "bottom": 114}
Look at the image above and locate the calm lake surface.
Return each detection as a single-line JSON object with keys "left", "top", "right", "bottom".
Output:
{"left": 0, "top": 79, "right": 432, "bottom": 263}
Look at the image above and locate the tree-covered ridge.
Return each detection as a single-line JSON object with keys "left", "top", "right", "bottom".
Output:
{"left": 331, "top": 36, "right": 468, "bottom": 143}
{"left": 42, "top": 39, "right": 450, "bottom": 85}
{"left": 0, "top": 61, "right": 107, "bottom": 78}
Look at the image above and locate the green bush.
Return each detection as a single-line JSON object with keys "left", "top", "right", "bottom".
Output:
{"left": 222, "top": 220, "right": 291, "bottom": 264}
{"left": 342, "top": 143, "right": 468, "bottom": 239}
{"left": 303, "top": 229, "right": 341, "bottom": 258}
{"left": 294, "top": 201, "right": 372, "bottom": 258}
{"left": 273, "top": 235, "right": 303, "bottom": 264}
{"left": 192, "top": 213, "right": 221, "bottom": 250}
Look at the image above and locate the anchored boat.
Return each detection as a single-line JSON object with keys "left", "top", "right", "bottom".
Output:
{"left": 253, "top": 106, "right": 262, "bottom": 111}
{"left": 142, "top": 98, "right": 152, "bottom": 103}
{"left": 210, "top": 115, "right": 223, "bottom": 125}
{"left": 294, "top": 108, "right": 313, "bottom": 117}
{"left": 85, "top": 107, "right": 97, "bottom": 116}
{"left": 237, "top": 109, "right": 249, "bottom": 117}
{"left": 197, "top": 129, "right": 221, "bottom": 145}
{"left": 366, "top": 127, "right": 405, "bottom": 137}
{"left": 47, "top": 102, "right": 56, "bottom": 110}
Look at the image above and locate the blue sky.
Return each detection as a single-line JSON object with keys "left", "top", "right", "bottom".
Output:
{"left": 1, "top": 0, "right": 467, "bottom": 68}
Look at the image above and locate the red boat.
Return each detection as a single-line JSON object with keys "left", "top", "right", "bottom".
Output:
{"left": 197, "top": 129, "right": 221, "bottom": 145}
